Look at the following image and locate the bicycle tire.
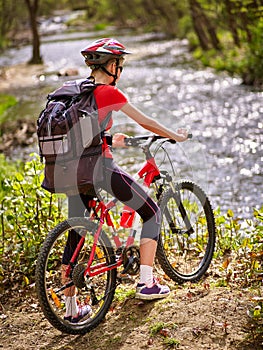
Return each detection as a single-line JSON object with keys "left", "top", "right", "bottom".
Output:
{"left": 157, "top": 180, "right": 216, "bottom": 283}
{"left": 36, "top": 217, "right": 117, "bottom": 335}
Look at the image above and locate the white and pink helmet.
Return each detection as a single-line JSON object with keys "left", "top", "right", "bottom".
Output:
{"left": 81, "top": 38, "right": 131, "bottom": 66}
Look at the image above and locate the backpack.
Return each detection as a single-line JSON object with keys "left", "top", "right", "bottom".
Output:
{"left": 37, "top": 78, "right": 111, "bottom": 196}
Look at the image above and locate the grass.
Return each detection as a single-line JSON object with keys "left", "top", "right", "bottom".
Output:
{"left": 114, "top": 284, "right": 136, "bottom": 302}
{"left": 0, "top": 94, "right": 17, "bottom": 122}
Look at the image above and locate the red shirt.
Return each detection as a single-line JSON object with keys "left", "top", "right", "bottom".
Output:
{"left": 93, "top": 85, "right": 128, "bottom": 158}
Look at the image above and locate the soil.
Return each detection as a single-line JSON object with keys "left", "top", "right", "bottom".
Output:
{"left": 0, "top": 282, "right": 261, "bottom": 350}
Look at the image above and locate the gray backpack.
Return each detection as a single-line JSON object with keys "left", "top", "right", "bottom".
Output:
{"left": 37, "top": 78, "right": 111, "bottom": 195}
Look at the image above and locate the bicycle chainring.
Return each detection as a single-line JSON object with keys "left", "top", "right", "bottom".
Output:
{"left": 122, "top": 245, "right": 140, "bottom": 275}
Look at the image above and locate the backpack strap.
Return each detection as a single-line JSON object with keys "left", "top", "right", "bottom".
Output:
{"left": 100, "top": 112, "right": 112, "bottom": 132}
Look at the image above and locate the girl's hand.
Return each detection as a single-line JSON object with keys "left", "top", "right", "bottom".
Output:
{"left": 112, "top": 133, "right": 129, "bottom": 148}
{"left": 174, "top": 128, "right": 189, "bottom": 142}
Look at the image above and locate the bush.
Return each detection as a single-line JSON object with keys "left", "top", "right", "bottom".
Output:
{"left": 242, "top": 19, "right": 263, "bottom": 86}
{"left": 213, "top": 206, "right": 263, "bottom": 287}
{"left": 0, "top": 154, "right": 66, "bottom": 293}
{"left": 0, "top": 154, "right": 22, "bottom": 195}
{"left": 190, "top": 17, "right": 263, "bottom": 87}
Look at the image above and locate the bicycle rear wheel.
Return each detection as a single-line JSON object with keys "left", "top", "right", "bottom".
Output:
{"left": 36, "top": 217, "right": 117, "bottom": 335}
{"left": 157, "top": 180, "right": 216, "bottom": 284}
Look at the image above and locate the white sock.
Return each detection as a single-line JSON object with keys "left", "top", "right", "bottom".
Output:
{"left": 65, "top": 295, "right": 78, "bottom": 317}
{"left": 139, "top": 265, "right": 153, "bottom": 285}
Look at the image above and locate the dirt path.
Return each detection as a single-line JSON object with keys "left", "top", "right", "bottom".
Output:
{"left": 0, "top": 285, "right": 260, "bottom": 350}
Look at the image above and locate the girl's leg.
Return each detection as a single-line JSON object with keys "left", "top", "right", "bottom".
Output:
{"left": 101, "top": 159, "right": 169, "bottom": 299}
{"left": 140, "top": 238, "right": 157, "bottom": 266}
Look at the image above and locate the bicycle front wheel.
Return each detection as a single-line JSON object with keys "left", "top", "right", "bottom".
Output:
{"left": 157, "top": 180, "right": 216, "bottom": 284}
{"left": 36, "top": 217, "right": 117, "bottom": 335}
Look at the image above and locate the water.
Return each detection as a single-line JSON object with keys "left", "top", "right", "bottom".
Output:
{"left": 0, "top": 30, "right": 262, "bottom": 219}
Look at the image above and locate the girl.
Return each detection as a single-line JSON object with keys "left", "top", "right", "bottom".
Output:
{"left": 63, "top": 38, "right": 189, "bottom": 322}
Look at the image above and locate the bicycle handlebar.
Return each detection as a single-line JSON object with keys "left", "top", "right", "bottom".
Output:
{"left": 124, "top": 133, "right": 192, "bottom": 147}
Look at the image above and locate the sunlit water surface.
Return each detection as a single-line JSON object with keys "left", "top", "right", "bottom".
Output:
{"left": 1, "top": 30, "right": 262, "bottom": 218}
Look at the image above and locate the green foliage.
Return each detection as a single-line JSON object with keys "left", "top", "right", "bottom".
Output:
{"left": 0, "top": 154, "right": 66, "bottom": 292}
{"left": 242, "top": 18, "right": 263, "bottom": 85}
{"left": 247, "top": 296, "right": 263, "bottom": 342}
{"left": 163, "top": 337, "right": 180, "bottom": 348}
{"left": 0, "top": 94, "right": 17, "bottom": 121}
{"left": 0, "top": 154, "right": 21, "bottom": 192}
{"left": 0, "top": 151, "right": 262, "bottom": 317}
{"left": 207, "top": 205, "right": 263, "bottom": 341}
{"left": 190, "top": 2, "right": 263, "bottom": 85}
{"left": 213, "top": 205, "right": 263, "bottom": 288}
{"left": 193, "top": 36, "right": 263, "bottom": 85}
{"left": 94, "top": 23, "right": 108, "bottom": 31}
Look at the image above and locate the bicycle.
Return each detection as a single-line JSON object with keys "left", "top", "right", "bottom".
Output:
{"left": 35, "top": 134, "right": 216, "bottom": 335}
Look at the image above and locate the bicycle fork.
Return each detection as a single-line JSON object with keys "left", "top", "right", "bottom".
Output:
{"left": 161, "top": 179, "right": 194, "bottom": 236}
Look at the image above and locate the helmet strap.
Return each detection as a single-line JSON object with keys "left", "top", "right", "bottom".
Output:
{"left": 100, "top": 58, "right": 120, "bottom": 86}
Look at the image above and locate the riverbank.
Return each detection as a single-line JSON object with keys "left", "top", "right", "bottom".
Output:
{"left": 0, "top": 63, "right": 76, "bottom": 155}
{"left": 0, "top": 64, "right": 43, "bottom": 154}
{"left": 0, "top": 63, "right": 45, "bottom": 91}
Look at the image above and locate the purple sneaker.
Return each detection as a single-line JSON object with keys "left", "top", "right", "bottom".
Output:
{"left": 64, "top": 304, "right": 92, "bottom": 323}
{"left": 135, "top": 280, "right": 170, "bottom": 300}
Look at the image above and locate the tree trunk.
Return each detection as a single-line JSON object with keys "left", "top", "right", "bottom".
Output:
{"left": 0, "top": 0, "right": 16, "bottom": 39}
{"left": 188, "top": 0, "right": 221, "bottom": 50}
{"left": 188, "top": 0, "right": 210, "bottom": 50}
{"left": 152, "top": 0, "right": 178, "bottom": 36}
{"left": 24, "top": 0, "right": 42, "bottom": 64}
{"left": 224, "top": 0, "right": 240, "bottom": 47}
{"left": 114, "top": 0, "right": 128, "bottom": 26}
{"left": 142, "top": 0, "right": 157, "bottom": 22}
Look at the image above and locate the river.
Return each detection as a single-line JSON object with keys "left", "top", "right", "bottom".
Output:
{"left": 0, "top": 29, "right": 262, "bottom": 219}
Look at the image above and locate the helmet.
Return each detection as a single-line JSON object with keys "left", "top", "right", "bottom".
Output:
{"left": 81, "top": 38, "right": 131, "bottom": 67}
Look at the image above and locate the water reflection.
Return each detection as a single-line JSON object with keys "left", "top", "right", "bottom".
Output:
{"left": 0, "top": 31, "right": 262, "bottom": 218}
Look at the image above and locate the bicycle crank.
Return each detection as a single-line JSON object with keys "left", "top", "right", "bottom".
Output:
{"left": 121, "top": 245, "right": 140, "bottom": 275}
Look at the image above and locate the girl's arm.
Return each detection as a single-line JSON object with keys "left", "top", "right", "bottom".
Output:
{"left": 121, "top": 102, "right": 188, "bottom": 142}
